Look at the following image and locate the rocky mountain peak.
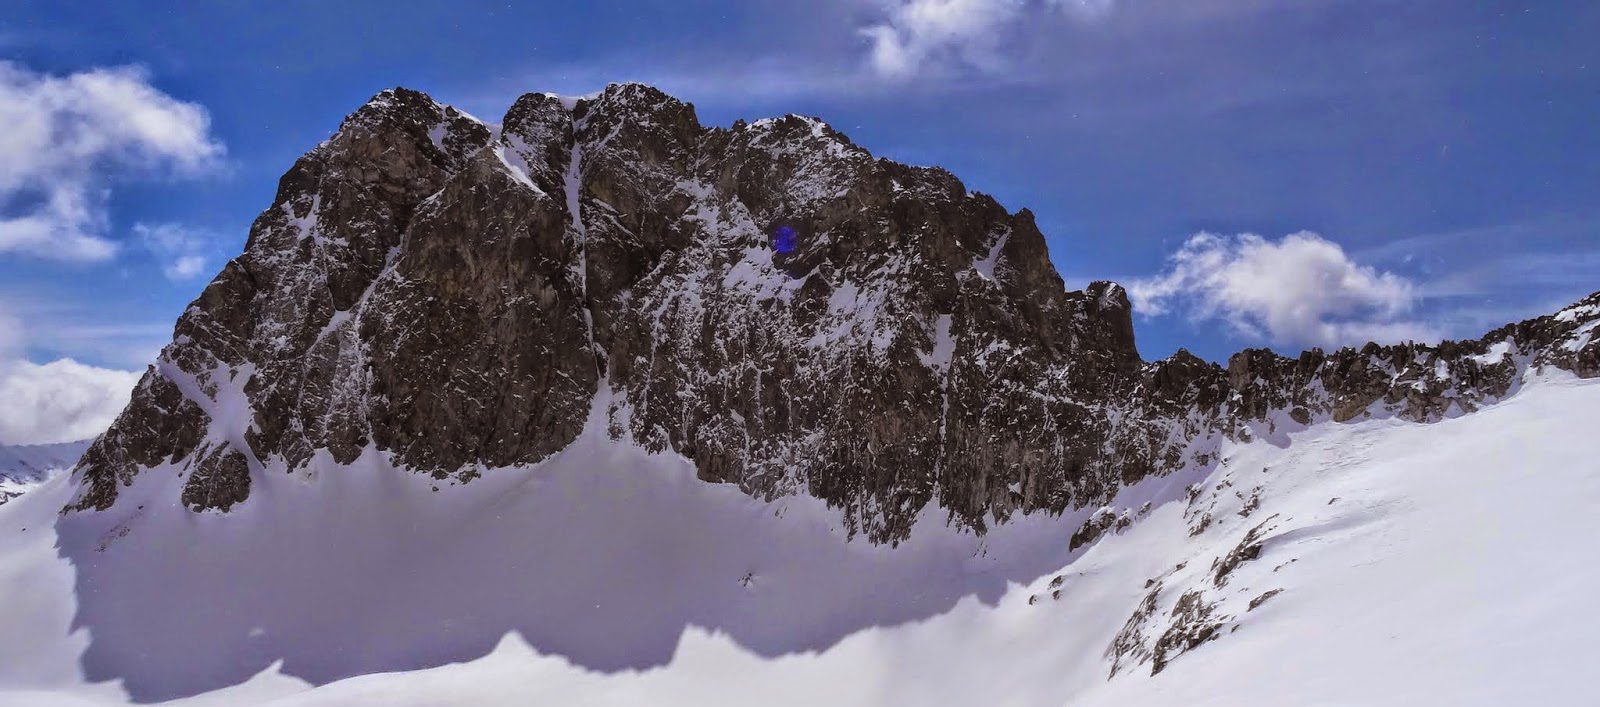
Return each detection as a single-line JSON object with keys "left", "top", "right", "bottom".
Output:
{"left": 578, "top": 82, "right": 698, "bottom": 124}
{"left": 67, "top": 84, "right": 1600, "bottom": 543}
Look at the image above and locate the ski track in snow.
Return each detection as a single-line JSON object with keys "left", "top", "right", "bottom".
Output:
{"left": 1, "top": 377, "right": 1597, "bottom": 705}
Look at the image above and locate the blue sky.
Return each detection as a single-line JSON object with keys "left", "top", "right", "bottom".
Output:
{"left": 0, "top": 1, "right": 1596, "bottom": 441}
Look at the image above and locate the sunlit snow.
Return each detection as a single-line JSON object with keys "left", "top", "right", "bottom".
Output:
{"left": 1, "top": 377, "right": 1596, "bottom": 705}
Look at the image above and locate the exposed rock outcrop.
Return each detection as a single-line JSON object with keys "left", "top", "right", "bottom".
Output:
{"left": 66, "top": 83, "right": 1600, "bottom": 544}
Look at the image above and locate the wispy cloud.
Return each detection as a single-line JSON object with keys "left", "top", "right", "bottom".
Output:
{"left": 453, "top": 1, "right": 1128, "bottom": 115}
{"left": 860, "top": 0, "right": 1026, "bottom": 80}
{"left": 1049, "top": 0, "right": 1116, "bottom": 22}
{"left": 1355, "top": 215, "right": 1600, "bottom": 299}
{"left": 135, "top": 221, "right": 216, "bottom": 281}
{"left": 0, "top": 294, "right": 170, "bottom": 369}
{"left": 0, "top": 62, "right": 224, "bottom": 262}
{"left": 860, "top": 0, "right": 1117, "bottom": 80}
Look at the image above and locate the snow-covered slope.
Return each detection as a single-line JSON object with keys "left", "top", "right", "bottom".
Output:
{"left": 4, "top": 375, "right": 1596, "bottom": 705}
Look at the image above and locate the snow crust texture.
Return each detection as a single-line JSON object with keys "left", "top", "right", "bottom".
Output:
{"left": 67, "top": 83, "right": 1600, "bottom": 545}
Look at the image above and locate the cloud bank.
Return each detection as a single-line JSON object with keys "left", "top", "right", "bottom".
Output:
{"left": 0, "top": 62, "right": 223, "bottom": 262}
{"left": 0, "top": 304, "right": 140, "bottom": 445}
{"left": 0, "top": 358, "right": 140, "bottom": 446}
{"left": 1128, "top": 231, "right": 1439, "bottom": 350}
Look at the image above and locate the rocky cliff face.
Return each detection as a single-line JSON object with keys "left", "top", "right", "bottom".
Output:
{"left": 67, "top": 83, "right": 1600, "bottom": 543}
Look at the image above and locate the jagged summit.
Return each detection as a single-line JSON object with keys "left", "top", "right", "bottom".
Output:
{"left": 67, "top": 83, "right": 1600, "bottom": 543}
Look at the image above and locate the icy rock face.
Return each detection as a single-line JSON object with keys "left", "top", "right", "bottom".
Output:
{"left": 67, "top": 83, "right": 1600, "bottom": 543}
{"left": 575, "top": 86, "right": 1148, "bottom": 540}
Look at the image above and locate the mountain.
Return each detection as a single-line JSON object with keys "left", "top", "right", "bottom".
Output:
{"left": 66, "top": 83, "right": 1600, "bottom": 544}
{"left": 0, "top": 440, "right": 89, "bottom": 506}
{"left": 18, "top": 83, "right": 1598, "bottom": 702}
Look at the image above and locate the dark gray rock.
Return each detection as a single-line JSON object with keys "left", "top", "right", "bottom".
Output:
{"left": 66, "top": 83, "right": 1600, "bottom": 545}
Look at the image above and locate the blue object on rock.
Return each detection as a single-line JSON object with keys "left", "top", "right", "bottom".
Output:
{"left": 772, "top": 225, "right": 798, "bottom": 254}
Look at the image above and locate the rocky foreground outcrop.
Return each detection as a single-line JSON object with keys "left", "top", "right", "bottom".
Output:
{"left": 67, "top": 84, "right": 1600, "bottom": 543}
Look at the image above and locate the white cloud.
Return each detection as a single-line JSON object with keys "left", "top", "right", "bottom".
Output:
{"left": 165, "top": 255, "right": 207, "bottom": 280}
{"left": 135, "top": 221, "right": 213, "bottom": 281}
{"left": 861, "top": 0, "right": 1114, "bottom": 79}
{"left": 862, "top": 0, "right": 1021, "bottom": 79}
{"left": 1128, "top": 231, "right": 1440, "bottom": 349}
{"left": 0, "top": 62, "right": 223, "bottom": 262}
{"left": 0, "top": 303, "right": 139, "bottom": 445}
{"left": 0, "top": 358, "right": 140, "bottom": 445}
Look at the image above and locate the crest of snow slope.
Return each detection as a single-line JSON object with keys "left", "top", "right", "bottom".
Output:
{"left": 2, "top": 376, "right": 1596, "bottom": 705}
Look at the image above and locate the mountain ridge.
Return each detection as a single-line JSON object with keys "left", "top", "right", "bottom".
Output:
{"left": 0, "top": 440, "right": 90, "bottom": 506}
{"left": 67, "top": 82, "right": 1600, "bottom": 543}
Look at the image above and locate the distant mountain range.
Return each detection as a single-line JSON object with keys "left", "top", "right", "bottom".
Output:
{"left": 0, "top": 439, "right": 89, "bottom": 505}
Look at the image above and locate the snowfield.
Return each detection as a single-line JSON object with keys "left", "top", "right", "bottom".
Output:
{"left": 2, "top": 376, "right": 1597, "bottom": 706}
